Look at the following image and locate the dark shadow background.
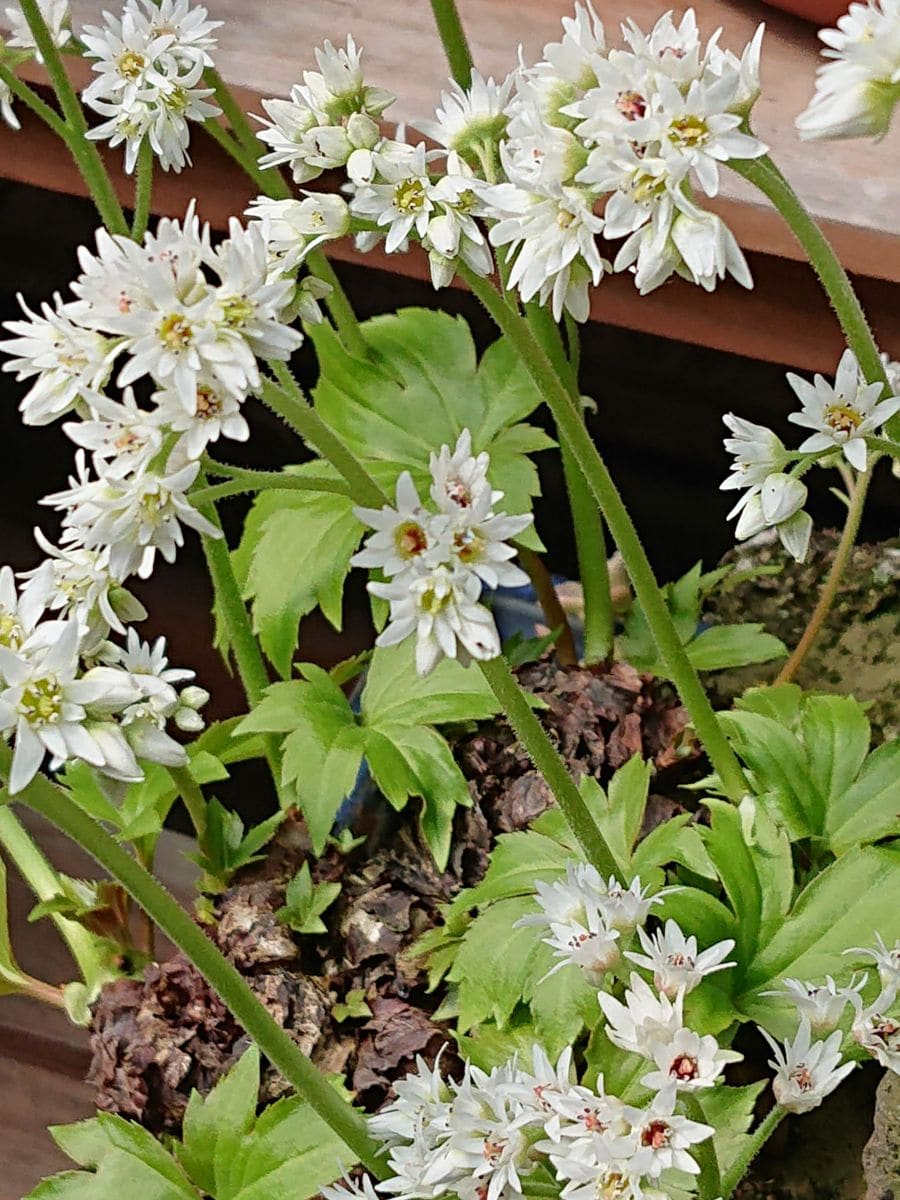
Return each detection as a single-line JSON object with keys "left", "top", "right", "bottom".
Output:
{"left": 1, "top": 179, "right": 896, "bottom": 820}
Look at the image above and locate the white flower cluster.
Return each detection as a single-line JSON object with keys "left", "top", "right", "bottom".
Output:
{"left": 329, "top": 1043, "right": 716, "bottom": 1200}
{"left": 1, "top": 204, "right": 302, "bottom": 579}
{"left": 80, "top": 0, "right": 221, "bottom": 172}
{"left": 253, "top": 8, "right": 765, "bottom": 312}
{"left": 256, "top": 36, "right": 393, "bottom": 184}
{"left": 796, "top": 1, "right": 900, "bottom": 141}
{"left": 352, "top": 431, "right": 531, "bottom": 676}
{"left": 721, "top": 348, "right": 900, "bottom": 562}
{"left": 760, "top": 934, "right": 900, "bottom": 1110}
{"left": 0, "top": 564, "right": 206, "bottom": 793}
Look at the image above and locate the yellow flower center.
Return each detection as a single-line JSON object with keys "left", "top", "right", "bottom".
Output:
{"left": 419, "top": 585, "right": 450, "bottom": 616}
{"left": 394, "top": 178, "right": 427, "bottom": 213}
{"left": 824, "top": 403, "right": 862, "bottom": 435}
{"left": 158, "top": 313, "right": 193, "bottom": 352}
{"left": 117, "top": 50, "right": 146, "bottom": 80}
{"left": 195, "top": 385, "right": 222, "bottom": 420}
{"left": 0, "top": 610, "right": 23, "bottom": 649}
{"left": 19, "top": 676, "right": 63, "bottom": 725}
{"left": 220, "top": 294, "right": 255, "bottom": 328}
{"left": 669, "top": 115, "right": 709, "bottom": 148}
{"left": 394, "top": 521, "right": 428, "bottom": 560}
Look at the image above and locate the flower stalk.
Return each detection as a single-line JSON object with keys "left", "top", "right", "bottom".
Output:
{"left": 428, "top": 0, "right": 475, "bottom": 88}
{"left": 477, "top": 656, "right": 619, "bottom": 877}
{"left": 3, "top": 751, "right": 387, "bottom": 1178}
{"left": 461, "top": 265, "right": 751, "bottom": 802}
{"left": 18, "top": 0, "right": 128, "bottom": 236}
{"left": 720, "top": 1104, "right": 787, "bottom": 1199}
{"left": 131, "top": 140, "right": 154, "bottom": 242}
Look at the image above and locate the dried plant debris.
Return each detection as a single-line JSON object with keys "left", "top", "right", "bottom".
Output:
{"left": 88, "top": 658, "right": 693, "bottom": 1129}
{"left": 708, "top": 531, "right": 900, "bottom": 740}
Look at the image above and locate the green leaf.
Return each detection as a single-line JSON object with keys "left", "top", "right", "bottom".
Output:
{"left": 0, "top": 854, "right": 26, "bottom": 993}
{"left": 801, "top": 695, "right": 871, "bottom": 813}
{"left": 276, "top": 863, "right": 341, "bottom": 935}
{"left": 655, "top": 886, "right": 738, "bottom": 952}
{"left": 735, "top": 683, "right": 805, "bottom": 727}
{"left": 360, "top": 639, "right": 500, "bottom": 727}
{"left": 740, "top": 844, "right": 900, "bottom": 1033}
{"left": 179, "top": 1046, "right": 260, "bottom": 1197}
{"left": 466, "top": 828, "right": 572, "bottom": 906}
{"left": 718, "top": 710, "right": 816, "bottom": 839}
{"left": 386, "top": 724, "right": 472, "bottom": 870}
{"left": 527, "top": 954, "right": 599, "bottom": 1057}
{"left": 456, "top": 1022, "right": 543, "bottom": 1072}
{"left": 239, "top": 672, "right": 363, "bottom": 853}
{"left": 826, "top": 738, "right": 900, "bottom": 854}
{"left": 631, "top": 814, "right": 717, "bottom": 880}
{"left": 577, "top": 761, "right": 649, "bottom": 878}
{"left": 332, "top": 987, "right": 372, "bottom": 1022}
{"left": 448, "top": 896, "right": 541, "bottom": 1030}
{"left": 685, "top": 624, "right": 786, "bottom": 671}
{"left": 190, "top": 801, "right": 283, "bottom": 892}
{"left": 700, "top": 800, "right": 763, "bottom": 966}
{"left": 236, "top": 480, "right": 363, "bottom": 677}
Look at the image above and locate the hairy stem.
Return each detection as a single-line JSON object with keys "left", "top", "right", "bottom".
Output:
{"left": 169, "top": 765, "right": 208, "bottom": 852}
{"left": 462, "top": 267, "right": 750, "bottom": 801}
{"left": 478, "top": 657, "right": 618, "bottom": 877}
{"left": 131, "top": 139, "right": 154, "bottom": 241}
{"left": 731, "top": 155, "right": 889, "bottom": 397}
{"left": 721, "top": 1104, "right": 787, "bottom": 1199}
{"left": 429, "top": 0, "right": 475, "bottom": 86}
{"left": 18, "top": 0, "right": 128, "bottom": 235}
{"left": 205, "top": 66, "right": 260, "bottom": 157}
{"left": 0, "top": 804, "right": 108, "bottom": 991}
{"left": 5, "top": 757, "right": 385, "bottom": 1176}
{"left": 685, "top": 1095, "right": 722, "bottom": 1200}
{"left": 262, "top": 366, "right": 388, "bottom": 507}
{"left": 192, "top": 469, "right": 350, "bottom": 507}
{"left": 0, "top": 62, "right": 68, "bottom": 137}
{"left": 774, "top": 465, "right": 872, "bottom": 684}
{"left": 527, "top": 302, "right": 615, "bottom": 664}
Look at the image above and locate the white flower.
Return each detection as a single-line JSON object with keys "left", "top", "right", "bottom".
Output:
{"left": 4, "top": 0, "right": 71, "bottom": 60}
{"left": 516, "top": 860, "right": 611, "bottom": 928}
{"left": 786, "top": 348, "right": 900, "bottom": 470}
{"left": 368, "top": 1051, "right": 453, "bottom": 1148}
{"left": 81, "top": 0, "right": 222, "bottom": 173}
{"left": 246, "top": 194, "right": 351, "bottom": 276}
{"left": 323, "top": 1175, "right": 381, "bottom": 1200}
{"left": 625, "top": 920, "right": 735, "bottom": 998}
{"left": 352, "top": 473, "right": 446, "bottom": 578}
{"left": 625, "top": 1085, "right": 714, "bottom": 1178}
{"left": 19, "top": 531, "right": 146, "bottom": 650}
{"left": 598, "top": 972, "right": 685, "bottom": 1058}
{"left": 721, "top": 414, "right": 787, "bottom": 495}
{"left": 851, "top": 993, "right": 900, "bottom": 1073}
{"left": 848, "top": 933, "right": 900, "bottom": 999}
{"left": 641, "top": 1026, "right": 742, "bottom": 1092}
{"left": 760, "top": 1018, "right": 856, "bottom": 1113}
{"left": 418, "top": 69, "right": 513, "bottom": 154}
{"left": 762, "top": 975, "right": 867, "bottom": 1036}
{"left": 542, "top": 909, "right": 621, "bottom": 985}
{"left": 669, "top": 206, "right": 753, "bottom": 292}
{"left": 429, "top": 430, "right": 495, "bottom": 518}
{"left": 796, "top": 2, "right": 900, "bottom": 140}
{"left": 62, "top": 388, "right": 163, "bottom": 479}
{"left": 0, "top": 294, "right": 115, "bottom": 425}
{"left": 596, "top": 876, "right": 668, "bottom": 934}
{"left": 153, "top": 375, "right": 250, "bottom": 460}
{"left": 350, "top": 142, "right": 438, "bottom": 255}
{"left": 0, "top": 619, "right": 142, "bottom": 792}
{"left": 369, "top": 564, "right": 500, "bottom": 677}
{"left": 0, "top": 77, "right": 19, "bottom": 130}
{"left": 42, "top": 453, "right": 219, "bottom": 580}
{"left": 729, "top": 472, "right": 813, "bottom": 563}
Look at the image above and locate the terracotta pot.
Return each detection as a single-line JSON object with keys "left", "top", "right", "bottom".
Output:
{"left": 762, "top": 0, "right": 848, "bottom": 23}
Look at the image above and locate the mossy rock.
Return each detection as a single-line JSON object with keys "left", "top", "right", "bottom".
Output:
{"left": 705, "top": 530, "right": 900, "bottom": 742}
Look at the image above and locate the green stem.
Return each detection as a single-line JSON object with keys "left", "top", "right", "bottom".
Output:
{"left": 192, "top": 471, "right": 350, "bottom": 507}
{"left": 462, "top": 267, "right": 750, "bottom": 802}
{"left": 0, "top": 804, "right": 107, "bottom": 991}
{"left": 0, "top": 62, "right": 68, "bottom": 137}
{"left": 774, "top": 464, "right": 873, "bottom": 684}
{"left": 169, "top": 766, "right": 208, "bottom": 852}
{"left": 721, "top": 1104, "right": 787, "bottom": 1199}
{"left": 262, "top": 366, "right": 388, "bottom": 507}
{"left": 731, "top": 155, "right": 888, "bottom": 395}
{"left": 131, "top": 139, "right": 153, "bottom": 241}
{"left": 203, "top": 115, "right": 290, "bottom": 200}
{"left": 868, "top": 436, "right": 900, "bottom": 458}
{"left": 5, "top": 760, "right": 385, "bottom": 1177}
{"left": 684, "top": 1095, "right": 722, "bottom": 1200}
{"left": 477, "top": 657, "right": 618, "bottom": 877}
{"left": 527, "top": 302, "right": 615, "bottom": 664}
{"left": 18, "top": 0, "right": 128, "bottom": 235}
{"left": 205, "top": 66, "right": 260, "bottom": 157}
{"left": 305, "top": 249, "right": 371, "bottom": 359}
{"left": 428, "top": 0, "right": 475, "bottom": 86}
{"left": 192, "top": 491, "right": 286, "bottom": 801}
